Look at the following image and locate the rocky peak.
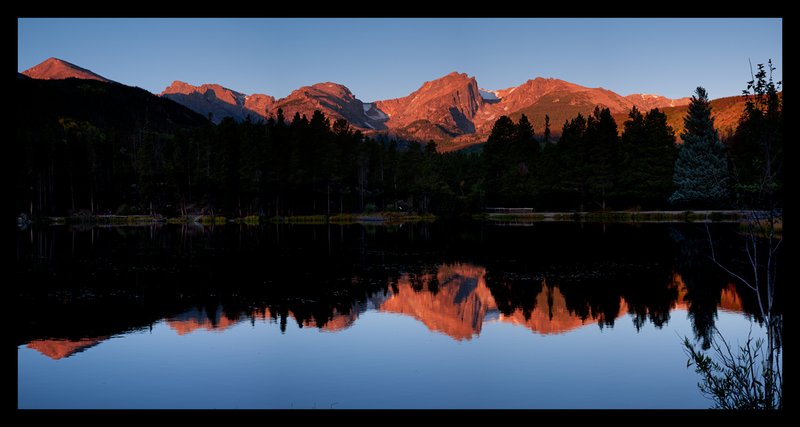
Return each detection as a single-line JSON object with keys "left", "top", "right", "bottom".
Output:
{"left": 498, "top": 77, "right": 579, "bottom": 105}
{"left": 309, "top": 82, "right": 356, "bottom": 99}
{"left": 267, "top": 81, "right": 385, "bottom": 130}
{"left": 162, "top": 80, "right": 197, "bottom": 94}
{"left": 162, "top": 81, "right": 245, "bottom": 106}
{"left": 244, "top": 94, "right": 276, "bottom": 116}
{"left": 419, "top": 71, "right": 471, "bottom": 91}
{"left": 374, "top": 71, "right": 483, "bottom": 135}
{"left": 161, "top": 81, "right": 272, "bottom": 123}
{"left": 22, "top": 57, "right": 111, "bottom": 82}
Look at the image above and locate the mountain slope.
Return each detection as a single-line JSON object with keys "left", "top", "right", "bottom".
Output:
{"left": 456, "top": 78, "right": 689, "bottom": 150}
{"left": 610, "top": 94, "right": 751, "bottom": 141}
{"left": 161, "top": 81, "right": 274, "bottom": 124}
{"left": 660, "top": 94, "right": 748, "bottom": 140}
{"left": 15, "top": 77, "right": 210, "bottom": 217}
{"left": 625, "top": 93, "right": 691, "bottom": 111}
{"left": 17, "top": 78, "right": 209, "bottom": 133}
{"left": 267, "top": 82, "right": 386, "bottom": 130}
{"left": 476, "top": 79, "right": 632, "bottom": 144}
{"left": 22, "top": 57, "right": 111, "bottom": 82}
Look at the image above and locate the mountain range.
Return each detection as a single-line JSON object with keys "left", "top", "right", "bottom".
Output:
{"left": 22, "top": 57, "right": 749, "bottom": 151}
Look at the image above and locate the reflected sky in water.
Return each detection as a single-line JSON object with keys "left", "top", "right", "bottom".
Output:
{"left": 16, "top": 222, "right": 765, "bottom": 408}
{"left": 19, "top": 303, "right": 756, "bottom": 409}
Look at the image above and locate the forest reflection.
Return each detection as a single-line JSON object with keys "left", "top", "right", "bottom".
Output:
{"left": 16, "top": 222, "right": 759, "bottom": 360}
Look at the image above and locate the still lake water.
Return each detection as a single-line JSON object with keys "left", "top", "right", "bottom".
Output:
{"left": 17, "top": 221, "right": 763, "bottom": 409}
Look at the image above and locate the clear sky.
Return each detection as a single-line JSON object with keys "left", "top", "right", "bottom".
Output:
{"left": 18, "top": 18, "right": 782, "bottom": 102}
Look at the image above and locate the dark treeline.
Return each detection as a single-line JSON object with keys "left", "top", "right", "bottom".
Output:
{"left": 17, "top": 65, "right": 781, "bottom": 217}
{"left": 483, "top": 106, "right": 677, "bottom": 210}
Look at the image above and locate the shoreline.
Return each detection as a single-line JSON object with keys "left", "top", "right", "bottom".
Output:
{"left": 18, "top": 210, "right": 767, "bottom": 228}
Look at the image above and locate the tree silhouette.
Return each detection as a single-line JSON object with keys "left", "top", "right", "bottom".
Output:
{"left": 727, "top": 60, "right": 782, "bottom": 209}
{"left": 584, "top": 107, "right": 619, "bottom": 210}
{"left": 618, "top": 107, "right": 677, "bottom": 208}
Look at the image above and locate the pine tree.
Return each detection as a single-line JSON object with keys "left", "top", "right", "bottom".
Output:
{"left": 643, "top": 109, "right": 678, "bottom": 204}
{"left": 619, "top": 107, "right": 677, "bottom": 207}
{"left": 584, "top": 107, "right": 619, "bottom": 210}
{"left": 670, "top": 87, "right": 730, "bottom": 207}
{"left": 727, "top": 60, "right": 782, "bottom": 209}
{"left": 512, "top": 113, "right": 537, "bottom": 173}
{"left": 482, "top": 116, "right": 516, "bottom": 205}
{"left": 511, "top": 114, "right": 538, "bottom": 205}
{"left": 482, "top": 115, "right": 539, "bottom": 206}
{"left": 557, "top": 114, "right": 589, "bottom": 210}
{"left": 543, "top": 114, "right": 551, "bottom": 145}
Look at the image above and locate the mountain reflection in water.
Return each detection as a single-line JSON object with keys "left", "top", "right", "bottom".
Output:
{"left": 24, "top": 262, "right": 748, "bottom": 360}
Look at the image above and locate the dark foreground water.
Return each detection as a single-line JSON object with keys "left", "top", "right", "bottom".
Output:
{"left": 17, "top": 221, "right": 766, "bottom": 409}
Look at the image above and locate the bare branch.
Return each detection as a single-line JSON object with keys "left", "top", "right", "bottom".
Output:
{"left": 706, "top": 224, "right": 757, "bottom": 292}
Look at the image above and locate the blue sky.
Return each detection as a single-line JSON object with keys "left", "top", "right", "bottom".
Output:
{"left": 18, "top": 18, "right": 782, "bottom": 102}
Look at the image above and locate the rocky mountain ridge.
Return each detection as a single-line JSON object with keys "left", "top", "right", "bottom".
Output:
{"left": 22, "top": 57, "right": 715, "bottom": 151}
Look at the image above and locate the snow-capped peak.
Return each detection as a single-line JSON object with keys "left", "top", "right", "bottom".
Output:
{"left": 479, "top": 88, "right": 500, "bottom": 100}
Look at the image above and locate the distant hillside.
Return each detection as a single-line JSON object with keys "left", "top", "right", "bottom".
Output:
{"left": 611, "top": 94, "right": 749, "bottom": 141}
{"left": 499, "top": 89, "right": 681, "bottom": 140}
{"left": 17, "top": 77, "right": 209, "bottom": 134}
{"left": 15, "top": 78, "right": 210, "bottom": 216}
{"left": 506, "top": 90, "right": 617, "bottom": 139}
{"left": 660, "top": 94, "right": 749, "bottom": 140}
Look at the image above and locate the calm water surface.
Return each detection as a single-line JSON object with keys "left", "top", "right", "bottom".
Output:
{"left": 17, "top": 221, "right": 763, "bottom": 409}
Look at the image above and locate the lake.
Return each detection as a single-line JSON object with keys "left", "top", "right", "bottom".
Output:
{"left": 16, "top": 221, "right": 764, "bottom": 409}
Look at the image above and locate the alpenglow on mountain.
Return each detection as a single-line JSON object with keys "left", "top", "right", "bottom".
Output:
{"left": 23, "top": 57, "right": 705, "bottom": 151}
{"left": 157, "top": 72, "right": 691, "bottom": 151}
{"left": 22, "top": 57, "right": 112, "bottom": 82}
